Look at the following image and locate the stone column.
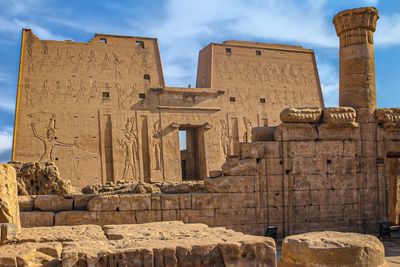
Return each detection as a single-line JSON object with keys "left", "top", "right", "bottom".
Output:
{"left": 333, "top": 7, "right": 379, "bottom": 109}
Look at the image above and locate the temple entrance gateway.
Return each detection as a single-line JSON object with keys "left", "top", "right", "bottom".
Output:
{"left": 179, "top": 126, "right": 206, "bottom": 180}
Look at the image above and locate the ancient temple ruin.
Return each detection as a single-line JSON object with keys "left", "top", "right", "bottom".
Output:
{"left": 10, "top": 7, "right": 400, "bottom": 237}
{"left": 12, "top": 29, "right": 323, "bottom": 188}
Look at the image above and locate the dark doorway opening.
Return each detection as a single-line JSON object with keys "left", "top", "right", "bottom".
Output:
{"left": 179, "top": 126, "right": 205, "bottom": 180}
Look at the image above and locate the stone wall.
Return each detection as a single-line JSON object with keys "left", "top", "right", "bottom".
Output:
{"left": 13, "top": 29, "right": 323, "bottom": 188}
{"left": 19, "top": 106, "right": 400, "bottom": 236}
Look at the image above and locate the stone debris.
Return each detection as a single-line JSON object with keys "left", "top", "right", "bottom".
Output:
{"left": 82, "top": 180, "right": 206, "bottom": 195}
{"left": 9, "top": 161, "right": 75, "bottom": 196}
{"left": 279, "top": 231, "right": 388, "bottom": 267}
{"left": 0, "top": 222, "right": 276, "bottom": 267}
{"left": 0, "top": 165, "right": 21, "bottom": 233}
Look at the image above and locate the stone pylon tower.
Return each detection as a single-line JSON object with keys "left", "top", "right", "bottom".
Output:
{"left": 333, "top": 7, "right": 379, "bottom": 109}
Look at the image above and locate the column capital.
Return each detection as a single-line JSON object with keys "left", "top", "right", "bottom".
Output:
{"left": 333, "top": 7, "right": 379, "bottom": 47}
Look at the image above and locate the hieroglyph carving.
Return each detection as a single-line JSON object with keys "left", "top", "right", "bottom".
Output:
{"left": 31, "top": 114, "right": 73, "bottom": 162}
{"left": 220, "top": 119, "right": 232, "bottom": 158}
{"left": 116, "top": 83, "right": 126, "bottom": 109}
{"left": 152, "top": 120, "right": 162, "bottom": 171}
{"left": 243, "top": 117, "right": 253, "bottom": 142}
{"left": 24, "top": 79, "right": 34, "bottom": 107}
{"left": 117, "top": 118, "right": 139, "bottom": 180}
{"left": 113, "top": 53, "right": 122, "bottom": 79}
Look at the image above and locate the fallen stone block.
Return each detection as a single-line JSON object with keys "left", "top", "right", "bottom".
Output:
{"left": 34, "top": 195, "right": 73, "bottom": 211}
{"left": 119, "top": 194, "right": 151, "bottom": 211}
{"left": 0, "top": 164, "right": 21, "bottom": 231}
{"left": 222, "top": 158, "right": 257, "bottom": 176}
{"left": 0, "top": 223, "right": 18, "bottom": 243}
{"left": 274, "top": 123, "right": 318, "bottom": 141}
{"left": 280, "top": 107, "right": 322, "bottom": 123}
{"left": 87, "top": 195, "right": 119, "bottom": 211}
{"left": 204, "top": 176, "right": 255, "bottom": 193}
{"left": 18, "top": 195, "right": 35, "bottom": 211}
{"left": 73, "top": 194, "right": 96, "bottom": 210}
{"left": 20, "top": 211, "right": 54, "bottom": 227}
{"left": 279, "top": 231, "right": 388, "bottom": 267}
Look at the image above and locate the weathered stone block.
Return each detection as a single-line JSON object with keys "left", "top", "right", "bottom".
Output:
{"left": 222, "top": 158, "right": 257, "bottom": 176}
{"left": 21, "top": 211, "right": 54, "bottom": 227}
{"left": 73, "top": 194, "right": 96, "bottom": 210}
{"left": 19, "top": 195, "right": 35, "bottom": 211}
{"left": 204, "top": 176, "right": 255, "bottom": 193}
{"left": 192, "top": 193, "right": 215, "bottom": 209}
{"left": 241, "top": 142, "right": 265, "bottom": 159}
{"left": 54, "top": 211, "right": 97, "bottom": 226}
{"left": 209, "top": 170, "right": 223, "bottom": 178}
{"left": 97, "top": 211, "right": 137, "bottom": 225}
{"left": 179, "top": 209, "right": 214, "bottom": 224}
{"left": 288, "top": 141, "right": 316, "bottom": 157}
{"left": 280, "top": 107, "right": 322, "bottom": 123}
{"left": 87, "top": 195, "right": 119, "bottom": 211}
{"left": 214, "top": 208, "right": 256, "bottom": 225}
{"left": 119, "top": 194, "right": 151, "bottom": 211}
{"left": 279, "top": 231, "right": 387, "bottom": 267}
{"left": 251, "top": 126, "right": 275, "bottom": 142}
{"left": 274, "top": 123, "right": 318, "bottom": 141}
{"left": 151, "top": 194, "right": 161, "bottom": 210}
{"left": 322, "top": 107, "right": 357, "bottom": 126}
{"left": 178, "top": 194, "right": 192, "bottom": 209}
{"left": 161, "top": 194, "right": 179, "bottom": 210}
{"left": 212, "top": 193, "right": 232, "bottom": 209}
{"left": 161, "top": 209, "right": 178, "bottom": 221}
{"left": 34, "top": 195, "right": 73, "bottom": 211}
{"left": 0, "top": 223, "right": 18, "bottom": 243}
{"left": 230, "top": 192, "right": 257, "bottom": 208}
{"left": 318, "top": 123, "right": 360, "bottom": 141}
{"left": 136, "top": 210, "right": 161, "bottom": 224}
{"left": 0, "top": 165, "right": 20, "bottom": 231}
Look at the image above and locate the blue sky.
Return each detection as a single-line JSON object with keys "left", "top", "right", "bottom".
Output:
{"left": 0, "top": 0, "right": 399, "bottom": 162}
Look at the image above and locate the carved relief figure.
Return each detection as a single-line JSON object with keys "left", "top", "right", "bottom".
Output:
{"left": 220, "top": 119, "right": 232, "bottom": 158}
{"left": 243, "top": 117, "right": 253, "bottom": 142}
{"left": 76, "top": 80, "right": 86, "bottom": 103}
{"left": 74, "top": 51, "right": 84, "bottom": 72}
{"left": 54, "top": 48, "right": 62, "bottom": 68}
{"left": 152, "top": 120, "right": 162, "bottom": 171}
{"left": 100, "top": 53, "right": 110, "bottom": 73}
{"left": 24, "top": 79, "right": 35, "bottom": 107}
{"left": 113, "top": 53, "right": 122, "bottom": 79}
{"left": 87, "top": 51, "right": 96, "bottom": 72}
{"left": 39, "top": 46, "right": 50, "bottom": 70}
{"left": 116, "top": 83, "right": 126, "bottom": 109}
{"left": 63, "top": 50, "right": 74, "bottom": 69}
{"left": 117, "top": 117, "right": 139, "bottom": 180}
{"left": 128, "top": 55, "right": 138, "bottom": 74}
{"left": 52, "top": 81, "right": 63, "bottom": 102}
{"left": 128, "top": 83, "right": 138, "bottom": 104}
{"left": 88, "top": 81, "right": 98, "bottom": 103}
{"left": 39, "top": 80, "right": 50, "bottom": 102}
{"left": 31, "top": 114, "right": 73, "bottom": 162}
{"left": 26, "top": 49, "right": 34, "bottom": 74}
{"left": 64, "top": 79, "right": 74, "bottom": 102}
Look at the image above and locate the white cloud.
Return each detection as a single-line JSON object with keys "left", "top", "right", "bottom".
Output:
{"left": 0, "top": 127, "right": 13, "bottom": 155}
{"left": 375, "top": 13, "right": 400, "bottom": 46}
{"left": 317, "top": 62, "right": 339, "bottom": 107}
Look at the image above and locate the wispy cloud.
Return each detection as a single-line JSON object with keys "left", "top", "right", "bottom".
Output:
{"left": 317, "top": 62, "right": 339, "bottom": 107}
{"left": 376, "top": 13, "right": 400, "bottom": 46}
{"left": 0, "top": 127, "right": 13, "bottom": 163}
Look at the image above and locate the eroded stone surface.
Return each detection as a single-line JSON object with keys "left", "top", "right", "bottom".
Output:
{"left": 10, "top": 161, "right": 74, "bottom": 196}
{"left": 222, "top": 158, "right": 257, "bottom": 176}
{"left": 279, "top": 231, "right": 388, "bottom": 267}
{"left": 0, "top": 165, "right": 20, "bottom": 232}
{"left": 0, "top": 222, "right": 276, "bottom": 267}
{"left": 280, "top": 107, "right": 322, "bottom": 123}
